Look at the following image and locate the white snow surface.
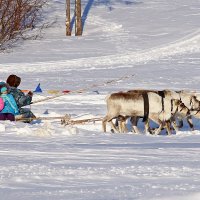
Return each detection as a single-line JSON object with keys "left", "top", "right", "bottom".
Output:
{"left": 1, "top": 0, "right": 200, "bottom": 199}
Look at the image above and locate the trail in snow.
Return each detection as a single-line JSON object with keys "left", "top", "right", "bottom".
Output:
{"left": 1, "top": 30, "right": 200, "bottom": 73}
{"left": 86, "top": 14, "right": 130, "bottom": 52}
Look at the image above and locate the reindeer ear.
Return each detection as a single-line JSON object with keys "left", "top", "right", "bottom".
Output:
{"left": 193, "top": 96, "right": 197, "bottom": 100}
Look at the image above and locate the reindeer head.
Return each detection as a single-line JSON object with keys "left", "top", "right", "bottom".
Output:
{"left": 190, "top": 96, "right": 200, "bottom": 111}
{"left": 171, "top": 99, "right": 190, "bottom": 117}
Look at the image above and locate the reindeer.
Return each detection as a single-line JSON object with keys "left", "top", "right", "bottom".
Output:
{"left": 113, "top": 89, "right": 180, "bottom": 134}
{"left": 102, "top": 91, "right": 190, "bottom": 135}
{"left": 175, "top": 91, "right": 200, "bottom": 130}
{"left": 116, "top": 89, "right": 200, "bottom": 133}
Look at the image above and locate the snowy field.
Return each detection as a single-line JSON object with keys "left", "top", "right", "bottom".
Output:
{"left": 1, "top": 0, "right": 200, "bottom": 199}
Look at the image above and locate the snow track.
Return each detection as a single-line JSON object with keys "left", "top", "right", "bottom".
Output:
{"left": 1, "top": 30, "right": 200, "bottom": 73}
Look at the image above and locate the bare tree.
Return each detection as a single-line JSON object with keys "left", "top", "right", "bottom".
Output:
{"left": 0, "top": 0, "right": 47, "bottom": 50}
{"left": 75, "top": 0, "right": 82, "bottom": 36}
{"left": 66, "top": 0, "right": 71, "bottom": 36}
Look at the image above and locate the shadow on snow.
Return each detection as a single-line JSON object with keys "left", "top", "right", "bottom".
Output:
{"left": 70, "top": 0, "right": 143, "bottom": 33}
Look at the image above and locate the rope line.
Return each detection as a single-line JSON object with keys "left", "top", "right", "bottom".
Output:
{"left": 29, "top": 74, "right": 134, "bottom": 105}
{"left": 16, "top": 115, "right": 103, "bottom": 125}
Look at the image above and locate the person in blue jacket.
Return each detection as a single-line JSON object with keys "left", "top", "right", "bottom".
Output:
{"left": 0, "top": 81, "right": 8, "bottom": 90}
{"left": 6, "top": 74, "right": 35, "bottom": 121}
{"left": 0, "top": 86, "right": 19, "bottom": 121}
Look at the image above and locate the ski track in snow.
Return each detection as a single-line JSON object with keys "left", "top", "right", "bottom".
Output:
{"left": 0, "top": 29, "right": 200, "bottom": 73}
{"left": 86, "top": 14, "right": 130, "bottom": 52}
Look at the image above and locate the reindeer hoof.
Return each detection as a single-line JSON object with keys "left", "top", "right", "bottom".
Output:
{"left": 110, "top": 129, "right": 115, "bottom": 133}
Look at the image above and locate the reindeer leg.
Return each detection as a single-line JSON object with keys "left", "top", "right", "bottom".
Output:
{"left": 144, "top": 118, "right": 153, "bottom": 134}
{"left": 148, "top": 116, "right": 162, "bottom": 135}
{"left": 186, "top": 116, "right": 194, "bottom": 131}
{"left": 102, "top": 116, "right": 108, "bottom": 132}
{"left": 113, "top": 117, "right": 127, "bottom": 133}
{"left": 102, "top": 115, "right": 118, "bottom": 133}
{"left": 103, "top": 113, "right": 126, "bottom": 133}
{"left": 118, "top": 120, "right": 123, "bottom": 133}
{"left": 119, "top": 119, "right": 128, "bottom": 133}
{"left": 170, "top": 117, "right": 179, "bottom": 133}
{"left": 165, "top": 120, "right": 172, "bottom": 135}
{"left": 177, "top": 119, "right": 184, "bottom": 128}
{"left": 150, "top": 117, "right": 163, "bottom": 135}
{"left": 154, "top": 123, "right": 163, "bottom": 135}
{"left": 109, "top": 120, "right": 120, "bottom": 133}
{"left": 131, "top": 116, "right": 140, "bottom": 134}
{"left": 110, "top": 118, "right": 120, "bottom": 133}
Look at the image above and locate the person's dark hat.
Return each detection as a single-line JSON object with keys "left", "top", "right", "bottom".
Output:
{"left": 15, "top": 76, "right": 21, "bottom": 88}
{"left": 6, "top": 75, "right": 21, "bottom": 87}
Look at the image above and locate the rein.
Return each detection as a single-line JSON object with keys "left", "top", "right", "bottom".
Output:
{"left": 16, "top": 114, "right": 103, "bottom": 125}
{"left": 28, "top": 74, "right": 134, "bottom": 106}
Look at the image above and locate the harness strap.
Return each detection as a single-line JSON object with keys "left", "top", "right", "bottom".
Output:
{"left": 177, "top": 90, "right": 182, "bottom": 101}
{"left": 158, "top": 91, "right": 165, "bottom": 111}
{"left": 171, "top": 99, "right": 173, "bottom": 112}
{"left": 192, "top": 110, "right": 200, "bottom": 116}
{"left": 142, "top": 92, "right": 149, "bottom": 122}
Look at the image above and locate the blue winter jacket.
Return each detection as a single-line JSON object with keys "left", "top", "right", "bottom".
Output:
{"left": 0, "top": 94, "right": 19, "bottom": 115}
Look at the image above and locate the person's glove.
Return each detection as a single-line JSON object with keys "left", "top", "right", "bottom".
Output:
{"left": 28, "top": 91, "right": 33, "bottom": 97}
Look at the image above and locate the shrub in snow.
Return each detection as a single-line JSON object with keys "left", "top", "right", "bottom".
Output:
{"left": 0, "top": 0, "right": 47, "bottom": 50}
